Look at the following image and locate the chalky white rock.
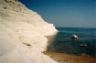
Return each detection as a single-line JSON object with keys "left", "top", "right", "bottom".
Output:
{"left": 0, "top": 0, "right": 58, "bottom": 63}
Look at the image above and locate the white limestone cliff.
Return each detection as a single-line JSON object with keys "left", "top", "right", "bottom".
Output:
{"left": 0, "top": 0, "right": 58, "bottom": 63}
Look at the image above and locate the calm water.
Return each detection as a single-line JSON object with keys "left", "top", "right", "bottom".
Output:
{"left": 49, "top": 27, "right": 96, "bottom": 56}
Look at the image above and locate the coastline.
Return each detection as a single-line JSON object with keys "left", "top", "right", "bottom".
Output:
{"left": 45, "top": 51, "right": 96, "bottom": 63}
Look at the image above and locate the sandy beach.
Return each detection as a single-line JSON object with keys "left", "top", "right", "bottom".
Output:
{"left": 45, "top": 51, "right": 96, "bottom": 63}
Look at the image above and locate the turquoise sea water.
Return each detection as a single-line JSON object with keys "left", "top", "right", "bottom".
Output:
{"left": 50, "top": 27, "right": 96, "bottom": 56}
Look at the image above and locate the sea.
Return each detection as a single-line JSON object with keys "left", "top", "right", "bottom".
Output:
{"left": 49, "top": 27, "right": 96, "bottom": 56}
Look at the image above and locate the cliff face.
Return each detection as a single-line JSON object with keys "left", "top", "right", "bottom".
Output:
{"left": 0, "top": 0, "right": 58, "bottom": 63}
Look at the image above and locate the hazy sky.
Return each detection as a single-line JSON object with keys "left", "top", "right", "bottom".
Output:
{"left": 20, "top": 0, "right": 96, "bottom": 28}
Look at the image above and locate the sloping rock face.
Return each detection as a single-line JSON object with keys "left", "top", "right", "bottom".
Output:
{"left": 0, "top": 0, "right": 58, "bottom": 63}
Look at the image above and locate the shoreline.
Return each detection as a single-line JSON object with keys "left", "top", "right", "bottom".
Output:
{"left": 44, "top": 51, "right": 96, "bottom": 63}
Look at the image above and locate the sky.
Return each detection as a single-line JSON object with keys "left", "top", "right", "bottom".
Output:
{"left": 20, "top": 0, "right": 96, "bottom": 28}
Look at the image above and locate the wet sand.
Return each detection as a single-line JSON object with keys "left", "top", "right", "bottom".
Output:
{"left": 44, "top": 51, "right": 96, "bottom": 63}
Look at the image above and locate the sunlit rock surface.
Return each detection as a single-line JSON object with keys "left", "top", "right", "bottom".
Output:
{"left": 0, "top": 0, "right": 58, "bottom": 63}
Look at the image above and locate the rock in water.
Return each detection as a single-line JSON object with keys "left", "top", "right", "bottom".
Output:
{"left": 71, "top": 34, "right": 79, "bottom": 40}
{"left": 0, "top": 0, "right": 58, "bottom": 63}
